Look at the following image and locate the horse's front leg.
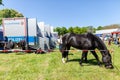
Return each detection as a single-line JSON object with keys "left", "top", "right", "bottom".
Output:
{"left": 62, "top": 50, "right": 69, "bottom": 63}
{"left": 79, "top": 51, "right": 88, "bottom": 66}
{"left": 62, "top": 51, "right": 66, "bottom": 63}
{"left": 90, "top": 51, "right": 101, "bottom": 66}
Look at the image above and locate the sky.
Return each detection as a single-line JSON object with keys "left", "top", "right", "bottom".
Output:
{"left": 0, "top": 0, "right": 120, "bottom": 28}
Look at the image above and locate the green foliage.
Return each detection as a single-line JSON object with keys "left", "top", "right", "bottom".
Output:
{"left": 81, "top": 27, "right": 88, "bottom": 33}
{"left": 54, "top": 27, "right": 68, "bottom": 36}
{"left": 54, "top": 26, "right": 96, "bottom": 36}
{"left": 54, "top": 24, "right": 120, "bottom": 35}
{"left": 61, "top": 27, "right": 68, "bottom": 35}
{"left": 68, "top": 26, "right": 74, "bottom": 33}
{"left": 0, "top": 8, "right": 24, "bottom": 25}
{"left": 97, "top": 26, "right": 103, "bottom": 30}
{"left": 54, "top": 27, "right": 62, "bottom": 36}
{"left": 73, "top": 26, "right": 81, "bottom": 34}
{"left": 0, "top": 0, "right": 3, "bottom": 5}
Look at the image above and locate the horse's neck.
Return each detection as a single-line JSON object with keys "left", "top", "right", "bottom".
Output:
{"left": 62, "top": 33, "right": 72, "bottom": 44}
{"left": 95, "top": 40, "right": 109, "bottom": 56}
{"left": 97, "top": 43, "right": 107, "bottom": 50}
{"left": 93, "top": 35, "right": 108, "bottom": 55}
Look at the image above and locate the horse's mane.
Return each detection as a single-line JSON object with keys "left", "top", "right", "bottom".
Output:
{"left": 87, "top": 32, "right": 107, "bottom": 50}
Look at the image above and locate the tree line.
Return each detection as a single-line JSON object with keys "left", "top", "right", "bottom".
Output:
{"left": 54, "top": 26, "right": 103, "bottom": 36}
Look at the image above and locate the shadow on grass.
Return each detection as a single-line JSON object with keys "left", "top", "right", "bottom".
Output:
{"left": 68, "top": 58, "right": 101, "bottom": 66}
{"left": 15, "top": 52, "right": 26, "bottom": 55}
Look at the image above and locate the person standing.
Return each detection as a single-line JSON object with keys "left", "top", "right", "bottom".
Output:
{"left": 108, "top": 36, "right": 112, "bottom": 45}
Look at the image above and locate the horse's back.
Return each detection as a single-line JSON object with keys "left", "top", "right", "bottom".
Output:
{"left": 62, "top": 33, "right": 94, "bottom": 49}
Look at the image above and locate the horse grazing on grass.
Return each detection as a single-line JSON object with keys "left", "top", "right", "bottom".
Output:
{"left": 59, "top": 32, "right": 114, "bottom": 69}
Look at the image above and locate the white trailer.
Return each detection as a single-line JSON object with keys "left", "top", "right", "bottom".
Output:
{"left": 3, "top": 18, "right": 27, "bottom": 42}
{"left": 2, "top": 18, "right": 41, "bottom": 49}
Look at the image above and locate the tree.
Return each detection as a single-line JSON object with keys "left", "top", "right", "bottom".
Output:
{"left": 54, "top": 27, "right": 68, "bottom": 36}
{"left": 81, "top": 27, "right": 88, "bottom": 33}
{"left": 54, "top": 26, "right": 97, "bottom": 35}
{"left": 73, "top": 26, "right": 81, "bottom": 34}
{"left": 68, "top": 26, "right": 74, "bottom": 33}
{"left": 0, "top": 9, "right": 24, "bottom": 25}
{"left": 54, "top": 27, "right": 62, "bottom": 36}
{"left": 0, "top": 0, "right": 3, "bottom": 5}
{"left": 97, "top": 26, "right": 103, "bottom": 30}
{"left": 61, "top": 27, "right": 68, "bottom": 35}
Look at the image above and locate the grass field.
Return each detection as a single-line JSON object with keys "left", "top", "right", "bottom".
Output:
{"left": 0, "top": 43, "right": 120, "bottom": 80}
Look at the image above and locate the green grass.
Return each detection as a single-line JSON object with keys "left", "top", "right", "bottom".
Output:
{"left": 0, "top": 44, "right": 120, "bottom": 80}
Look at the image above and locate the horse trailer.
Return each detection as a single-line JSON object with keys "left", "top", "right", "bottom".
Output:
{"left": 2, "top": 18, "right": 56, "bottom": 51}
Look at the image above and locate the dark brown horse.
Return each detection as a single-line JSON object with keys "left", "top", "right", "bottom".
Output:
{"left": 59, "top": 32, "right": 114, "bottom": 69}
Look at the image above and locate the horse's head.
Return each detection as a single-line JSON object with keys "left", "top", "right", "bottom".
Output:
{"left": 92, "top": 34, "right": 114, "bottom": 69}
{"left": 102, "top": 50, "right": 114, "bottom": 69}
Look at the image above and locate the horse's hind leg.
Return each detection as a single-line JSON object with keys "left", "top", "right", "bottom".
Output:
{"left": 90, "top": 51, "right": 101, "bottom": 66}
{"left": 66, "top": 46, "right": 70, "bottom": 61}
{"left": 79, "top": 51, "right": 88, "bottom": 66}
{"left": 84, "top": 52, "right": 88, "bottom": 63}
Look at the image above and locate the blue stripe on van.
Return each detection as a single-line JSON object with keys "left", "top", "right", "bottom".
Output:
{"left": 28, "top": 36, "right": 36, "bottom": 42}
{"left": 7, "top": 36, "right": 36, "bottom": 43}
{"left": 7, "top": 36, "right": 26, "bottom": 42}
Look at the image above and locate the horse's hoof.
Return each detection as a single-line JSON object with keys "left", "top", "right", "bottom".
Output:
{"left": 98, "top": 62, "right": 102, "bottom": 67}
{"left": 99, "top": 65, "right": 102, "bottom": 67}
{"left": 98, "top": 64, "right": 102, "bottom": 67}
{"left": 80, "top": 64, "right": 83, "bottom": 66}
{"left": 84, "top": 60, "right": 88, "bottom": 63}
{"left": 62, "top": 61, "right": 66, "bottom": 63}
{"left": 79, "top": 62, "right": 83, "bottom": 66}
{"left": 62, "top": 58, "right": 66, "bottom": 63}
{"left": 105, "top": 65, "right": 114, "bottom": 69}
